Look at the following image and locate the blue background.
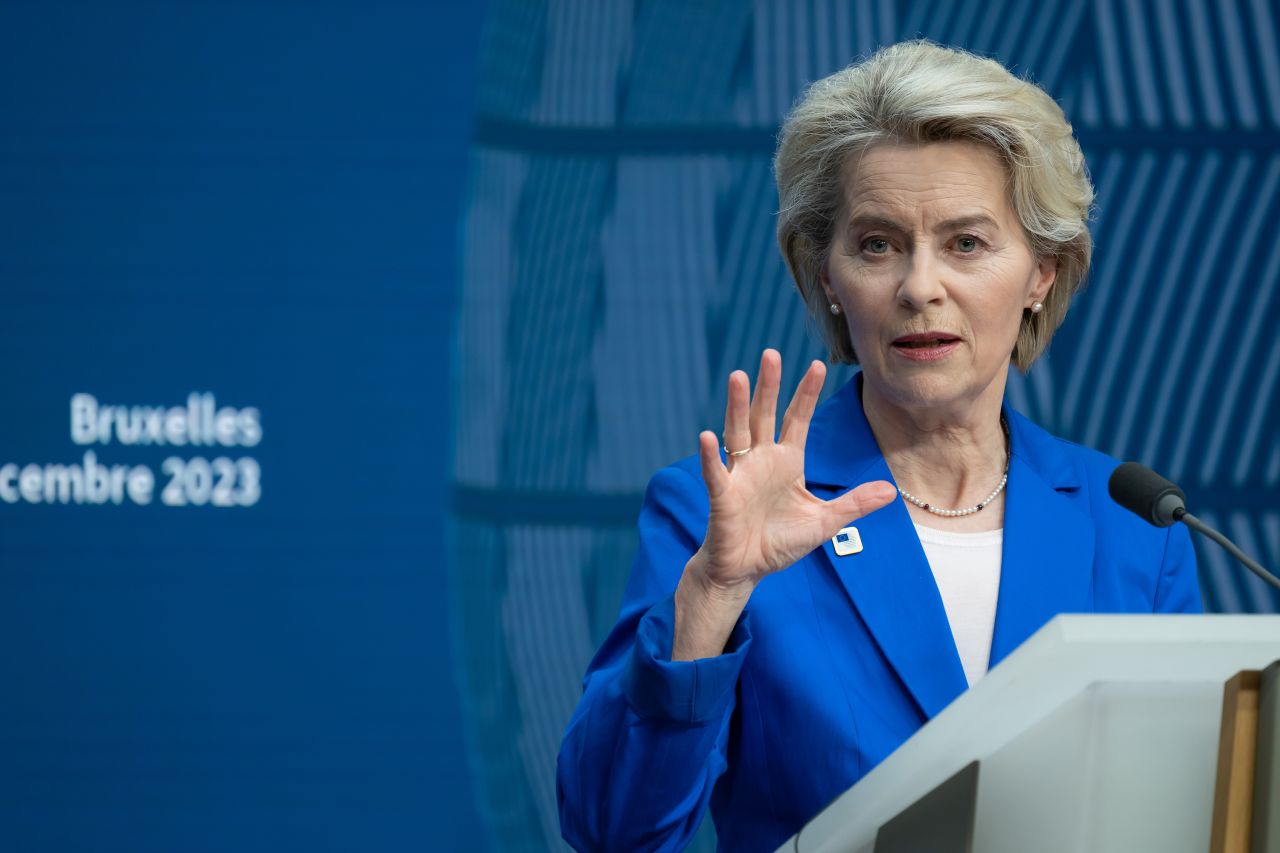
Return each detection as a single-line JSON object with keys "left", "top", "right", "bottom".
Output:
{"left": 2, "top": 2, "right": 1278, "bottom": 851}
{"left": 1, "top": 1, "right": 487, "bottom": 850}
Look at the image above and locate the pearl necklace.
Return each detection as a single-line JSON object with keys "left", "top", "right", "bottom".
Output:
{"left": 897, "top": 416, "right": 1011, "bottom": 518}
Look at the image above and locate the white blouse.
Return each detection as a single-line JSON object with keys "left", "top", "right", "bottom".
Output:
{"left": 913, "top": 523, "right": 1004, "bottom": 687}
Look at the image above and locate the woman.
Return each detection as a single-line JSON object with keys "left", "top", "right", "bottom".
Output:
{"left": 557, "top": 41, "right": 1201, "bottom": 852}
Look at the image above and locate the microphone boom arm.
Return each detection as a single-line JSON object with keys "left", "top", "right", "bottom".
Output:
{"left": 1177, "top": 511, "right": 1280, "bottom": 591}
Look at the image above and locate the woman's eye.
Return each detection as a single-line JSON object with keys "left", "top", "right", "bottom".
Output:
{"left": 955, "top": 235, "right": 980, "bottom": 253}
{"left": 862, "top": 238, "right": 890, "bottom": 255}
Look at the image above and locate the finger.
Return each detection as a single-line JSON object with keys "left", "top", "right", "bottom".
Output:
{"left": 778, "top": 360, "right": 827, "bottom": 446}
{"left": 748, "top": 349, "right": 781, "bottom": 446}
{"left": 722, "top": 370, "right": 751, "bottom": 467}
{"left": 697, "top": 430, "right": 730, "bottom": 498}
{"left": 824, "top": 480, "right": 898, "bottom": 530}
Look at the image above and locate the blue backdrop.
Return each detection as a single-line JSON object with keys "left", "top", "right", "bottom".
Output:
{"left": 451, "top": 2, "right": 1280, "bottom": 851}
{"left": 0, "top": 1, "right": 487, "bottom": 850}
{"left": 1, "top": 2, "right": 1278, "bottom": 852}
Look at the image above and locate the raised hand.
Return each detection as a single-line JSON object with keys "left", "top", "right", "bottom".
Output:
{"left": 673, "top": 350, "right": 897, "bottom": 660}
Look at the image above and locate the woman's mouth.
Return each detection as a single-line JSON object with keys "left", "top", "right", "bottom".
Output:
{"left": 891, "top": 333, "right": 961, "bottom": 361}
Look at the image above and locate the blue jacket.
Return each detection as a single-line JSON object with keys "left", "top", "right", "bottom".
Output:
{"left": 557, "top": 374, "right": 1202, "bottom": 852}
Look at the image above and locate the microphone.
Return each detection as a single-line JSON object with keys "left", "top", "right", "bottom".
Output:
{"left": 1108, "top": 462, "right": 1279, "bottom": 591}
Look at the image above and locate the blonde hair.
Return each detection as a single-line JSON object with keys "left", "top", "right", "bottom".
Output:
{"left": 774, "top": 40, "right": 1093, "bottom": 370}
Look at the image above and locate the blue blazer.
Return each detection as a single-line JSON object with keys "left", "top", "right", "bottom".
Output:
{"left": 557, "top": 374, "right": 1202, "bottom": 853}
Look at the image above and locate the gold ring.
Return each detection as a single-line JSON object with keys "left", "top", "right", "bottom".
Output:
{"left": 723, "top": 445, "right": 752, "bottom": 457}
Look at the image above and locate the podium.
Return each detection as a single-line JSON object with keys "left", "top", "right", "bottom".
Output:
{"left": 777, "top": 615, "right": 1280, "bottom": 853}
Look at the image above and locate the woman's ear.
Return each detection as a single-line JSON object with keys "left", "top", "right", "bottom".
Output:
{"left": 818, "top": 261, "right": 838, "bottom": 305}
{"left": 1030, "top": 255, "right": 1058, "bottom": 303}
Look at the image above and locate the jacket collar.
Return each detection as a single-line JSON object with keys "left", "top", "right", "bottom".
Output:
{"left": 806, "top": 373, "right": 1095, "bottom": 719}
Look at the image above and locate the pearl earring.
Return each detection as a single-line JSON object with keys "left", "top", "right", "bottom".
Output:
{"left": 829, "top": 303, "right": 842, "bottom": 315}
{"left": 1031, "top": 301, "right": 1044, "bottom": 314}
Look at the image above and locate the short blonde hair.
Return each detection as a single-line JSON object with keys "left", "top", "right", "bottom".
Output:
{"left": 774, "top": 40, "right": 1094, "bottom": 370}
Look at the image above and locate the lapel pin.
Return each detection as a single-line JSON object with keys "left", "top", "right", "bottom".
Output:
{"left": 832, "top": 526, "right": 863, "bottom": 556}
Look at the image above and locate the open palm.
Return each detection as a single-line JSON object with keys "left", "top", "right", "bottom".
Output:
{"left": 693, "top": 350, "right": 897, "bottom": 591}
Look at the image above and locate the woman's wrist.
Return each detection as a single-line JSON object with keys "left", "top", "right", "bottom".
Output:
{"left": 672, "top": 553, "right": 755, "bottom": 661}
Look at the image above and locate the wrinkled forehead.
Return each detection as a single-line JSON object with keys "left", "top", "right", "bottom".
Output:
{"left": 837, "top": 140, "right": 1018, "bottom": 229}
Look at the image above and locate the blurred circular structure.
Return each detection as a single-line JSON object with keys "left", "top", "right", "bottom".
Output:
{"left": 449, "top": 2, "right": 1280, "bottom": 849}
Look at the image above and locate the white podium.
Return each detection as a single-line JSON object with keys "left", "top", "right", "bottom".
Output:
{"left": 777, "top": 615, "right": 1280, "bottom": 853}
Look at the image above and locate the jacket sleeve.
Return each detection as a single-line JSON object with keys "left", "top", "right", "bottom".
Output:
{"left": 557, "top": 463, "right": 752, "bottom": 852}
{"left": 1153, "top": 521, "right": 1203, "bottom": 613}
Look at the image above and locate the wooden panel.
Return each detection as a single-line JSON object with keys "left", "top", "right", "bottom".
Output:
{"left": 1211, "top": 670, "right": 1262, "bottom": 853}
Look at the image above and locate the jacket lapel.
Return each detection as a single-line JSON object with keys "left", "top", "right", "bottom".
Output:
{"left": 988, "top": 408, "right": 1095, "bottom": 668}
{"left": 806, "top": 378, "right": 969, "bottom": 720}
{"left": 804, "top": 374, "right": 1097, "bottom": 719}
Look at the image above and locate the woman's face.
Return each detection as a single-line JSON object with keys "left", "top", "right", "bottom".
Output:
{"left": 821, "top": 140, "right": 1055, "bottom": 418}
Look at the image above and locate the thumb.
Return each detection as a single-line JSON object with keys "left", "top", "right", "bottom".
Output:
{"left": 825, "top": 480, "right": 898, "bottom": 529}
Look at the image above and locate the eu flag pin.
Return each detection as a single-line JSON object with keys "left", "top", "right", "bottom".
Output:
{"left": 832, "top": 526, "right": 863, "bottom": 556}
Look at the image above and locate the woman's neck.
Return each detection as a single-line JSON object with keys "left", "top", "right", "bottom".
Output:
{"left": 861, "top": 375, "right": 1010, "bottom": 531}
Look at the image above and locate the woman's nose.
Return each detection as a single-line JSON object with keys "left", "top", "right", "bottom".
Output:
{"left": 896, "top": 252, "right": 947, "bottom": 310}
